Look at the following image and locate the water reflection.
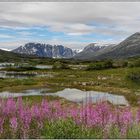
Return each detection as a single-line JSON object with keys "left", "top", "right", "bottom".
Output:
{"left": 0, "top": 63, "right": 53, "bottom": 70}
{"left": 48, "top": 88, "right": 129, "bottom": 106}
{"left": 0, "top": 88, "right": 129, "bottom": 106}
{"left": 0, "top": 63, "right": 15, "bottom": 69}
{"left": 35, "top": 65, "right": 53, "bottom": 69}
{"left": 0, "top": 71, "right": 53, "bottom": 79}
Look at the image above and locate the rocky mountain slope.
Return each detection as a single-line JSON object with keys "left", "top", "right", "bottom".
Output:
{"left": 12, "top": 43, "right": 77, "bottom": 58}
{"left": 74, "top": 32, "right": 140, "bottom": 60}
{"left": 94, "top": 32, "right": 140, "bottom": 60}
{"left": 74, "top": 43, "right": 115, "bottom": 60}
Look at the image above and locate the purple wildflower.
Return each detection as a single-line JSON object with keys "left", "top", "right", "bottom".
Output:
{"left": 10, "top": 117, "right": 18, "bottom": 131}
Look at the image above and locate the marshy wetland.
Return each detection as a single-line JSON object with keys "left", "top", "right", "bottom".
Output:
{"left": 0, "top": 58, "right": 140, "bottom": 105}
{"left": 0, "top": 58, "right": 140, "bottom": 138}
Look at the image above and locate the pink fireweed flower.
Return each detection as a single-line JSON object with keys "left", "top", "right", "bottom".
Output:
{"left": 19, "top": 107, "right": 32, "bottom": 129}
{"left": 41, "top": 99, "right": 49, "bottom": 117}
{"left": 0, "top": 117, "right": 4, "bottom": 133}
{"left": 119, "top": 108, "right": 133, "bottom": 125}
{"left": 51, "top": 101, "right": 66, "bottom": 119}
{"left": 120, "top": 126, "right": 128, "bottom": 137}
{"left": 10, "top": 117, "right": 18, "bottom": 131}
{"left": 114, "top": 107, "right": 133, "bottom": 137}
{"left": 31, "top": 105, "right": 40, "bottom": 118}
{"left": 108, "top": 111, "right": 117, "bottom": 125}
{"left": 31, "top": 105, "right": 43, "bottom": 128}
{"left": 3, "top": 97, "right": 16, "bottom": 115}
{"left": 136, "top": 108, "right": 140, "bottom": 123}
{"left": 0, "top": 97, "right": 138, "bottom": 139}
{"left": 17, "top": 97, "right": 23, "bottom": 110}
{"left": 69, "top": 107, "right": 79, "bottom": 119}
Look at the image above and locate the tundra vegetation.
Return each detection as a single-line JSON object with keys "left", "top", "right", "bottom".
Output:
{"left": 0, "top": 57, "right": 140, "bottom": 138}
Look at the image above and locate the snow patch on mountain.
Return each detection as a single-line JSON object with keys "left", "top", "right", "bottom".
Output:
{"left": 12, "top": 43, "right": 78, "bottom": 58}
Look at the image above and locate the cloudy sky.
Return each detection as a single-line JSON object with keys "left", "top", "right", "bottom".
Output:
{"left": 0, "top": 2, "right": 140, "bottom": 50}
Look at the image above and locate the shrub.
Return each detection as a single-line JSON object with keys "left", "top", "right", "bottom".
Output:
{"left": 113, "top": 60, "right": 128, "bottom": 68}
{"left": 87, "top": 60, "right": 113, "bottom": 70}
{"left": 127, "top": 70, "right": 140, "bottom": 82}
{"left": 128, "top": 59, "right": 140, "bottom": 68}
{"left": 52, "top": 62, "right": 70, "bottom": 69}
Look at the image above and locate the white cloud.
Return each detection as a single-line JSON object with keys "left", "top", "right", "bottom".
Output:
{"left": 0, "top": 34, "right": 14, "bottom": 39}
{"left": 0, "top": 2, "right": 140, "bottom": 36}
{"left": 0, "top": 2, "right": 140, "bottom": 49}
{"left": 0, "top": 41, "right": 26, "bottom": 50}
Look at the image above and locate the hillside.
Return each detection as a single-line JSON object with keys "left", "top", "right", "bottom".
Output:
{"left": 74, "top": 43, "right": 115, "bottom": 60}
{"left": 74, "top": 32, "right": 140, "bottom": 60}
{"left": 0, "top": 49, "right": 22, "bottom": 62}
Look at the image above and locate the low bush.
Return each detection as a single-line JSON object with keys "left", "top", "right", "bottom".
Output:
{"left": 113, "top": 60, "right": 128, "bottom": 68}
{"left": 87, "top": 60, "right": 113, "bottom": 70}
{"left": 52, "top": 62, "right": 70, "bottom": 69}
{"left": 128, "top": 59, "right": 140, "bottom": 68}
{"left": 127, "top": 69, "right": 140, "bottom": 82}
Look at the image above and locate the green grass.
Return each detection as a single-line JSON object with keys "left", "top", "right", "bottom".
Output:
{"left": 45, "top": 68, "right": 140, "bottom": 105}
{"left": 41, "top": 119, "right": 140, "bottom": 139}
{"left": 42, "top": 119, "right": 103, "bottom": 139}
{"left": 0, "top": 67, "right": 140, "bottom": 105}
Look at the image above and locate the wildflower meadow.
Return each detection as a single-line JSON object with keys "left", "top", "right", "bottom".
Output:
{"left": 0, "top": 97, "right": 140, "bottom": 138}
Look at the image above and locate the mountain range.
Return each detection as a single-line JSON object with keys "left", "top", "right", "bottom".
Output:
{"left": 12, "top": 43, "right": 77, "bottom": 58}
{"left": 0, "top": 32, "right": 140, "bottom": 61}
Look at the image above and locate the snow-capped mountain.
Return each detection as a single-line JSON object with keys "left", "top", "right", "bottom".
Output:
{"left": 74, "top": 43, "right": 115, "bottom": 60}
{"left": 72, "top": 49, "right": 83, "bottom": 55}
{"left": 12, "top": 43, "right": 77, "bottom": 58}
